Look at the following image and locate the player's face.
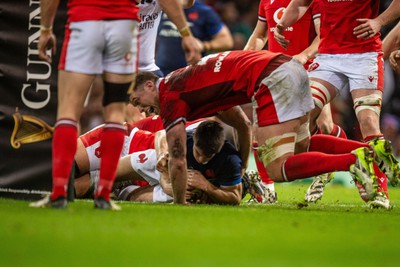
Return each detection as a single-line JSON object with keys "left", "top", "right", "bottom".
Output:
{"left": 193, "top": 144, "right": 215, "bottom": 165}
{"left": 132, "top": 83, "right": 157, "bottom": 109}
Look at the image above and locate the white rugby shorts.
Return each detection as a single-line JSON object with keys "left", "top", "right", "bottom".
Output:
{"left": 60, "top": 20, "right": 139, "bottom": 74}
{"left": 308, "top": 52, "right": 384, "bottom": 93}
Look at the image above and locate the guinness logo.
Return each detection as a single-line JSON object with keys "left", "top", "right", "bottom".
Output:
{"left": 10, "top": 108, "right": 53, "bottom": 149}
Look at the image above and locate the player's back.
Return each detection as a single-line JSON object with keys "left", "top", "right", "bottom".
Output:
{"left": 159, "top": 50, "right": 284, "bottom": 125}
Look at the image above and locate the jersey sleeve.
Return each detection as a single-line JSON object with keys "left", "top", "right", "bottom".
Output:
{"left": 258, "top": 0, "right": 267, "bottom": 22}
{"left": 215, "top": 143, "right": 242, "bottom": 187}
{"left": 203, "top": 6, "right": 224, "bottom": 37}
{"left": 309, "top": 1, "right": 321, "bottom": 20}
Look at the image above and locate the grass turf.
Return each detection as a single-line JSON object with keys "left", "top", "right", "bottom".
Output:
{"left": 1, "top": 182, "right": 400, "bottom": 267}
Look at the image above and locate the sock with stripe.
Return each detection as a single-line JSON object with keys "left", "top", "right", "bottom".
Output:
{"left": 51, "top": 119, "right": 78, "bottom": 200}
{"left": 282, "top": 152, "right": 356, "bottom": 182}
{"left": 96, "top": 123, "right": 126, "bottom": 201}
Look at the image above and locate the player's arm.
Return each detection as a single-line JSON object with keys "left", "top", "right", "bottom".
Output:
{"left": 217, "top": 106, "right": 251, "bottom": 174}
{"left": 200, "top": 25, "right": 234, "bottom": 53}
{"left": 187, "top": 169, "right": 242, "bottom": 205}
{"left": 293, "top": 17, "right": 320, "bottom": 64}
{"left": 166, "top": 122, "right": 188, "bottom": 204}
{"left": 354, "top": 0, "right": 400, "bottom": 39}
{"left": 154, "top": 129, "right": 175, "bottom": 196}
{"left": 273, "top": 0, "right": 313, "bottom": 49}
{"left": 38, "top": 0, "right": 59, "bottom": 63}
{"left": 244, "top": 20, "right": 269, "bottom": 51}
{"left": 182, "top": 0, "right": 195, "bottom": 9}
{"left": 382, "top": 21, "right": 400, "bottom": 60}
{"left": 158, "top": 0, "right": 202, "bottom": 65}
{"left": 155, "top": 130, "right": 169, "bottom": 171}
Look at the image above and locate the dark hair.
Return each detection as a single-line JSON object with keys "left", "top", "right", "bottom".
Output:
{"left": 134, "top": 71, "right": 159, "bottom": 91}
{"left": 193, "top": 120, "right": 225, "bottom": 157}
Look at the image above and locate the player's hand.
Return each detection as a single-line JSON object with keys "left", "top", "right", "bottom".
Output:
{"left": 353, "top": 18, "right": 380, "bottom": 40}
{"left": 38, "top": 32, "right": 56, "bottom": 64}
{"left": 293, "top": 53, "right": 308, "bottom": 65}
{"left": 273, "top": 23, "right": 289, "bottom": 49}
{"left": 156, "top": 152, "right": 169, "bottom": 173}
{"left": 389, "top": 50, "right": 400, "bottom": 74}
{"left": 187, "top": 169, "right": 208, "bottom": 191}
{"left": 181, "top": 35, "right": 202, "bottom": 65}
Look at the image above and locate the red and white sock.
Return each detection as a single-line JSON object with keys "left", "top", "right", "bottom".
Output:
{"left": 363, "top": 134, "right": 388, "bottom": 198}
{"left": 315, "top": 124, "right": 347, "bottom": 139}
{"left": 309, "top": 135, "right": 368, "bottom": 154}
{"left": 253, "top": 143, "right": 274, "bottom": 187}
{"left": 51, "top": 119, "right": 78, "bottom": 200}
{"left": 282, "top": 152, "right": 356, "bottom": 182}
{"left": 96, "top": 123, "right": 126, "bottom": 201}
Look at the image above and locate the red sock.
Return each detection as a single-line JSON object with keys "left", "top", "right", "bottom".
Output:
{"left": 374, "top": 163, "right": 389, "bottom": 197}
{"left": 309, "top": 135, "right": 368, "bottom": 154}
{"left": 282, "top": 152, "right": 356, "bottom": 181}
{"left": 51, "top": 119, "right": 78, "bottom": 200}
{"left": 363, "top": 134, "right": 384, "bottom": 143}
{"left": 362, "top": 135, "right": 388, "bottom": 197}
{"left": 96, "top": 123, "right": 126, "bottom": 201}
{"left": 253, "top": 148, "right": 274, "bottom": 185}
{"left": 330, "top": 124, "right": 347, "bottom": 139}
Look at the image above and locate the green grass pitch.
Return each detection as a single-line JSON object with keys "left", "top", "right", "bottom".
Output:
{"left": 1, "top": 182, "right": 400, "bottom": 267}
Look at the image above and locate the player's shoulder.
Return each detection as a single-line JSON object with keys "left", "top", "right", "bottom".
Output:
{"left": 191, "top": 1, "right": 216, "bottom": 13}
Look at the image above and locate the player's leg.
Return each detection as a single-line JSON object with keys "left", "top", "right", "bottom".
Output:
{"left": 304, "top": 71, "right": 345, "bottom": 202}
{"left": 250, "top": 125, "right": 277, "bottom": 204}
{"left": 255, "top": 116, "right": 379, "bottom": 203}
{"left": 94, "top": 19, "right": 138, "bottom": 210}
{"left": 94, "top": 78, "right": 131, "bottom": 210}
{"left": 352, "top": 89, "right": 396, "bottom": 208}
{"left": 349, "top": 52, "right": 396, "bottom": 208}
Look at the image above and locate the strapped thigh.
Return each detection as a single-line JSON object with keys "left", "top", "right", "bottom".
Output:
{"left": 310, "top": 80, "right": 332, "bottom": 109}
{"left": 296, "top": 121, "right": 310, "bottom": 143}
{"left": 257, "top": 133, "right": 296, "bottom": 166}
{"left": 353, "top": 94, "right": 382, "bottom": 116}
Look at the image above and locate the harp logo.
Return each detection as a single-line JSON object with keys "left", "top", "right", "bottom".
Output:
{"left": 10, "top": 108, "right": 53, "bottom": 149}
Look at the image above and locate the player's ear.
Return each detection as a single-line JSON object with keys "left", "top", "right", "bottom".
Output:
{"left": 144, "top": 80, "right": 154, "bottom": 91}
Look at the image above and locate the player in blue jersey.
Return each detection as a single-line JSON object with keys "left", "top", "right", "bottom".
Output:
{"left": 74, "top": 119, "right": 247, "bottom": 205}
{"left": 118, "top": 120, "right": 244, "bottom": 205}
{"left": 156, "top": 0, "right": 233, "bottom": 75}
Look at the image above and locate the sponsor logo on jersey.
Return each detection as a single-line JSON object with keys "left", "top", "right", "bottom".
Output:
{"left": 273, "top": 7, "right": 285, "bottom": 24}
{"left": 214, "top": 51, "right": 230, "bottom": 72}
{"left": 270, "top": 8, "right": 293, "bottom": 32}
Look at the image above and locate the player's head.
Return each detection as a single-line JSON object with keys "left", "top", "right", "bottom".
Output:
{"left": 132, "top": 71, "right": 160, "bottom": 109}
{"left": 193, "top": 120, "right": 225, "bottom": 164}
{"left": 130, "top": 94, "right": 160, "bottom": 117}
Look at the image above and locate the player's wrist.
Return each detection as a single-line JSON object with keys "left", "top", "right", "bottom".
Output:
{"left": 203, "top": 41, "right": 213, "bottom": 52}
{"left": 179, "top": 26, "right": 192, "bottom": 38}
{"left": 40, "top": 25, "right": 53, "bottom": 33}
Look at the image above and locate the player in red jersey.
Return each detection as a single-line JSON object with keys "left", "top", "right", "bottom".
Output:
{"left": 31, "top": 0, "right": 141, "bottom": 210}
{"left": 244, "top": 0, "right": 347, "bottom": 203}
{"left": 132, "top": 50, "right": 390, "bottom": 208}
{"left": 274, "top": 0, "right": 400, "bottom": 208}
